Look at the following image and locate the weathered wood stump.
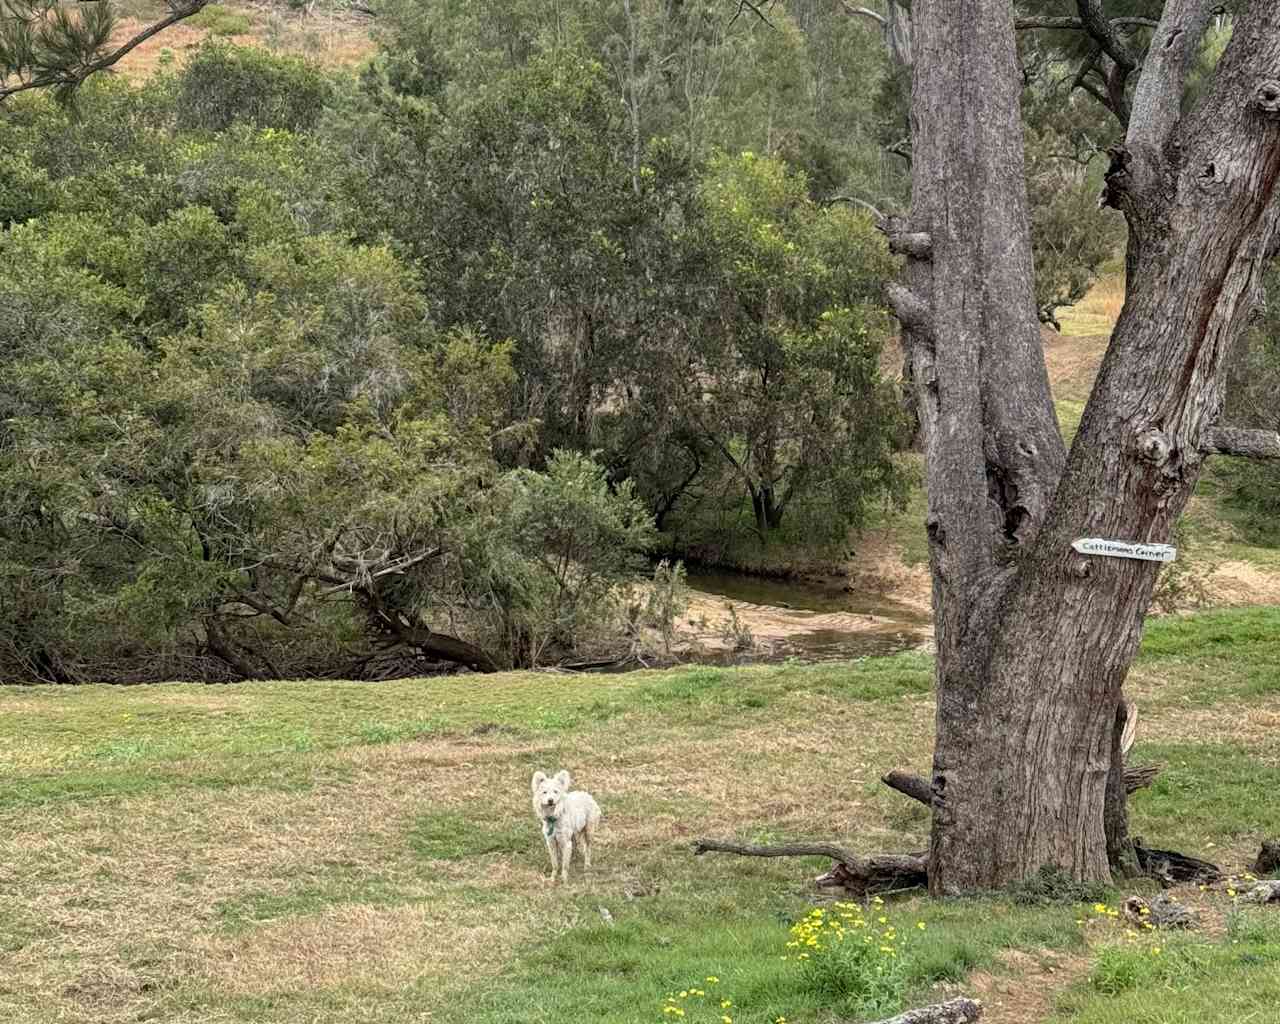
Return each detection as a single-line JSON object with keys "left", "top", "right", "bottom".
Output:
{"left": 1254, "top": 839, "right": 1280, "bottom": 877}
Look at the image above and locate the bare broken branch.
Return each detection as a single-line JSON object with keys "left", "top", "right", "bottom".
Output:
{"left": 885, "top": 283, "right": 933, "bottom": 336}
{"left": 729, "top": 0, "right": 775, "bottom": 29}
{"left": 882, "top": 770, "right": 933, "bottom": 806}
{"left": 692, "top": 838, "right": 861, "bottom": 868}
{"left": 884, "top": 225, "right": 934, "bottom": 260}
{"left": 692, "top": 838, "right": 928, "bottom": 894}
{"left": 1202, "top": 425, "right": 1280, "bottom": 459}
{"left": 828, "top": 193, "right": 887, "bottom": 222}
{"left": 841, "top": 2, "right": 885, "bottom": 28}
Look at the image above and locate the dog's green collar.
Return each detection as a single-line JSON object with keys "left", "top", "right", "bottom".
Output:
{"left": 544, "top": 816, "right": 558, "bottom": 837}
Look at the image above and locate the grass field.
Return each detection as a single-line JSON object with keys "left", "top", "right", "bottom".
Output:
{"left": 3, "top": 608, "right": 1279, "bottom": 1024}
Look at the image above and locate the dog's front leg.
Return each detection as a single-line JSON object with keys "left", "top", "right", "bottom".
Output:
{"left": 543, "top": 835, "right": 559, "bottom": 880}
{"left": 556, "top": 834, "right": 573, "bottom": 883}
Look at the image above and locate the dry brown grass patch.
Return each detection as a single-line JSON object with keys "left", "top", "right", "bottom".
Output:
{"left": 952, "top": 949, "right": 1090, "bottom": 1024}
{"left": 109, "top": 3, "right": 377, "bottom": 84}
{"left": 195, "top": 902, "right": 515, "bottom": 994}
{"left": 1140, "top": 698, "right": 1280, "bottom": 753}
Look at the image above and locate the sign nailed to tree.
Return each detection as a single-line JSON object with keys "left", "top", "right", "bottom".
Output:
{"left": 1071, "top": 538, "right": 1177, "bottom": 563}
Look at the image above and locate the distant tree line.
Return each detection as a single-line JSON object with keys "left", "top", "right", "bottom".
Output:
{"left": 6, "top": 1, "right": 1267, "bottom": 682}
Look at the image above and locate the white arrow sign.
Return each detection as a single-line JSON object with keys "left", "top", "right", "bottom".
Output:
{"left": 1072, "top": 538, "right": 1177, "bottom": 563}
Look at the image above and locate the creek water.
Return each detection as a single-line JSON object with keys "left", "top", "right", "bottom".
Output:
{"left": 684, "top": 569, "right": 932, "bottom": 664}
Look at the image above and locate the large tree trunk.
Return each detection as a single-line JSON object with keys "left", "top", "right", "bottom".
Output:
{"left": 892, "top": 0, "right": 1280, "bottom": 893}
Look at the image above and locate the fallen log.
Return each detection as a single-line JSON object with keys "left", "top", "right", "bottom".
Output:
{"left": 1132, "top": 839, "right": 1221, "bottom": 884}
{"left": 1255, "top": 839, "right": 1280, "bottom": 877}
{"left": 691, "top": 839, "right": 928, "bottom": 896}
{"left": 865, "top": 998, "right": 983, "bottom": 1024}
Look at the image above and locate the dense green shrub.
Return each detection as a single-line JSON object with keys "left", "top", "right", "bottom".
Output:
{"left": 175, "top": 43, "right": 332, "bottom": 133}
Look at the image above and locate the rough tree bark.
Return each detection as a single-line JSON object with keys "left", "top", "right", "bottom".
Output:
{"left": 889, "top": 0, "right": 1280, "bottom": 893}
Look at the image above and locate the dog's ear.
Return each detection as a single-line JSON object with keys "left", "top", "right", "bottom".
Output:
{"left": 554, "top": 769, "right": 571, "bottom": 790}
{"left": 531, "top": 771, "right": 547, "bottom": 794}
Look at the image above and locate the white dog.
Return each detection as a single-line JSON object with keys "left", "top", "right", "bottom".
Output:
{"left": 531, "top": 769, "right": 601, "bottom": 882}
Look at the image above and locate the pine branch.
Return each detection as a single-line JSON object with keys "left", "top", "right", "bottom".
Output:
{"left": 0, "top": 0, "right": 210, "bottom": 103}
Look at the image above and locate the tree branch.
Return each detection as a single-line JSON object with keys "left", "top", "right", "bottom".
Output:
{"left": 886, "top": 283, "right": 934, "bottom": 337}
{"left": 884, "top": 765, "right": 1161, "bottom": 803}
{"left": 882, "top": 770, "right": 933, "bottom": 806}
{"left": 880, "top": 216, "right": 934, "bottom": 259}
{"left": 1202, "top": 425, "right": 1280, "bottom": 459}
{"left": 1075, "top": 0, "right": 1138, "bottom": 72}
{"left": 692, "top": 837, "right": 928, "bottom": 894}
{"left": 693, "top": 838, "right": 862, "bottom": 868}
{"left": 828, "top": 193, "right": 886, "bottom": 221}
{"left": 1014, "top": 16, "right": 1158, "bottom": 32}
{"left": 728, "top": 0, "right": 775, "bottom": 28}
{"left": 841, "top": 2, "right": 886, "bottom": 28}
{"left": 0, "top": 1, "right": 211, "bottom": 103}
{"left": 1126, "top": 0, "right": 1214, "bottom": 155}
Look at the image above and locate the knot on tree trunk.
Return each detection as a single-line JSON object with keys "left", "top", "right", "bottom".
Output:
{"left": 1253, "top": 80, "right": 1280, "bottom": 117}
{"left": 1135, "top": 428, "right": 1174, "bottom": 466}
{"left": 1101, "top": 145, "right": 1134, "bottom": 209}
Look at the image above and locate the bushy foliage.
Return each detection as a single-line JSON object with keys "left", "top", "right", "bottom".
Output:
{"left": 0, "top": 84, "right": 662, "bottom": 682}
{"left": 175, "top": 42, "right": 332, "bottom": 134}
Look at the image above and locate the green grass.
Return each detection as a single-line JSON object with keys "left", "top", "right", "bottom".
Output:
{"left": 445, "top": 890, "right": 1086, "bottom": 1024}
{"left": 1128, "top": 742, "right": 1280, "bottom": 853}
{"left": 1051, "top": 913, "right": 1280, "bottom": 1023}
{"left": 215, "top": 867, "right": 411, "bottom": 933}
{"left": 1135, "top": 606, "right": 1280, "bottom": 701}
{"left": 1057, "top": 398, "right": 1087, "bottom": 446}
{"left": 2, "top": 607, "right": 1279, "bottom": 1023}
{"left": 408, "top": 809, "right": 532, "bottom": 862}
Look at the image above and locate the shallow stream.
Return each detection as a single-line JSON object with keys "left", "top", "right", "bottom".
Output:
{"left": 683, "top": 569, "right": 932, "bottom": 664}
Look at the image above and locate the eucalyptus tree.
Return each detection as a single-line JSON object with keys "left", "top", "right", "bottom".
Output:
{"left": 882, "top": 0, "right": 1280, "bottom": 891}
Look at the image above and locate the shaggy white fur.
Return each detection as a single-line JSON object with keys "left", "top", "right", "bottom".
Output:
{"left": 531, "top": 769, "right": 602, "bottom": 883}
